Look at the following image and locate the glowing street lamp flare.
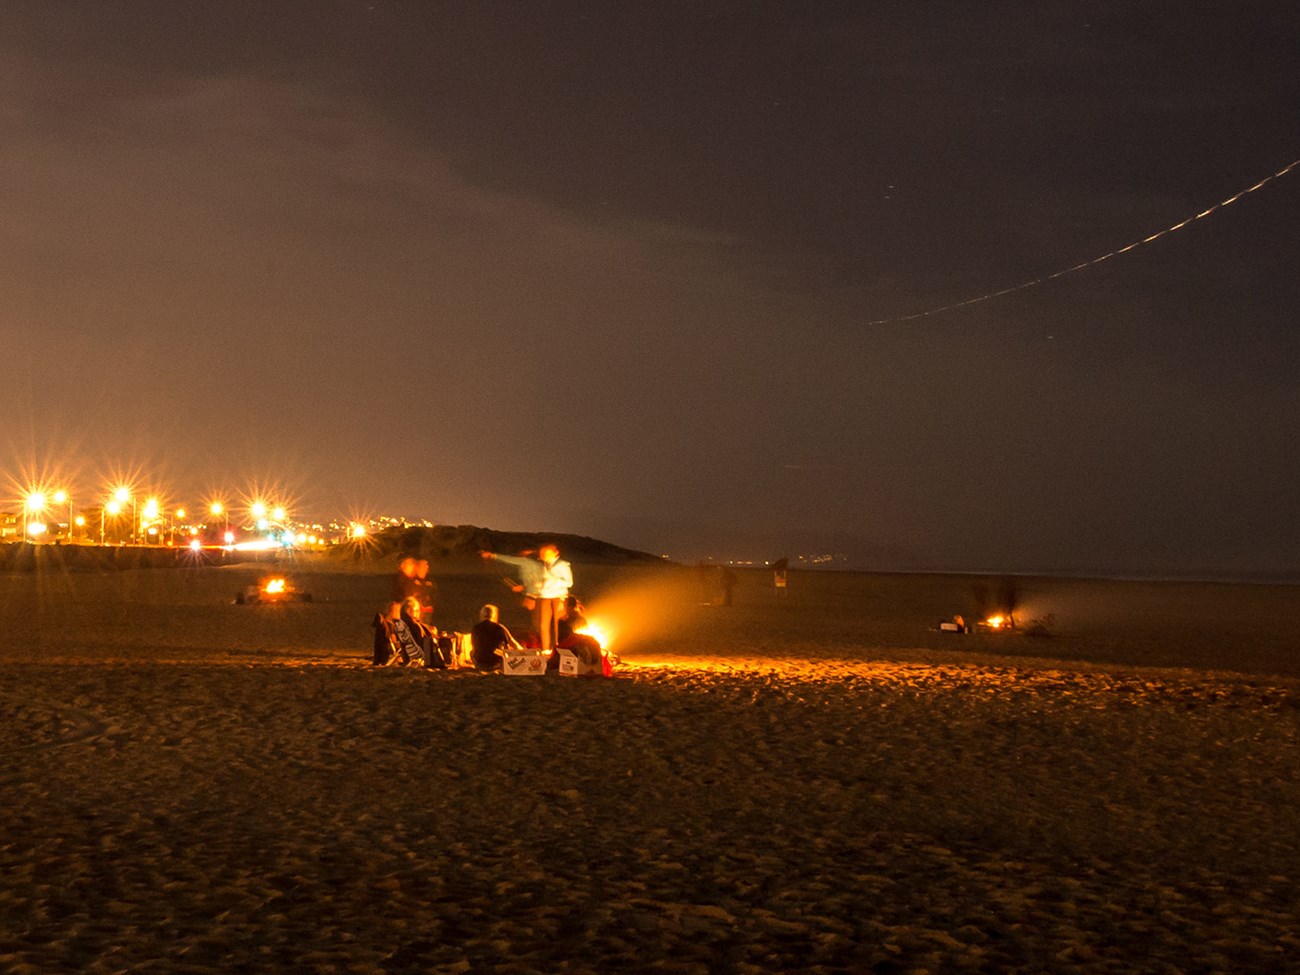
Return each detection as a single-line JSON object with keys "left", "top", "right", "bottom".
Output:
{"left": 211, "top": 501, "right": 229, "bottom": 537}
{"left": 24, "top": 492, "right": 47, "bottom": 543}
{"left": 250, "top": 501, "right": 267, "bottom": 519}
{"left": 51, "top": 490, "right": 73, "bottom": 541}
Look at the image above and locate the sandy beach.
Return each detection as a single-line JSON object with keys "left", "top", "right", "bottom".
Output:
{"left": 2, "top": 559, "right": 1297, "bottom": 973}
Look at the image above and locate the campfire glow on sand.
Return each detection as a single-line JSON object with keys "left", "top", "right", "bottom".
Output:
{"left": 264, "top": 578, "right": 286, "bottom": 595}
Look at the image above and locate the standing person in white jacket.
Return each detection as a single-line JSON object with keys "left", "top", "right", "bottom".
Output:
{"left": 534, "top": 543, "right": 573, "bottom": 651}
{"left": 480, "top": 543, "right": 573, "bottom": 650}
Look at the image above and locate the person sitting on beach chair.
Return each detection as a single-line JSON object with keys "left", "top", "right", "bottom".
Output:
{"left": 372, "top": 603, "right": 400, "bottom": 665}
{"left": 372, "top": 599, "right": 440, "bottom": 668}
{"left": 401, "top": 596, "right": 447, "bottom": 668}
{"left": 469, "top": 604, "right": 521, "bottom": 671}
{"left": 373, "top": 601, "right": 423, "bottom": 666}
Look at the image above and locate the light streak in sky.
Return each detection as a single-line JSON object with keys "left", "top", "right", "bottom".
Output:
{"left": 869, "top": 156, "right": 1300, "bottom": 325}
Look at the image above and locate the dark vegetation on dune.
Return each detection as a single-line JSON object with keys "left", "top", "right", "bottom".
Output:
{"left": 0, "top": 525, "right": 663, "bottom": 573}
{"left": 332, "top": 524, "right": 665, "bottom": 566}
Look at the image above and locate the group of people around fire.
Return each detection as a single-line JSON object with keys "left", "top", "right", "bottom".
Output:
{"left": 370, "top": 543, "right": 604, "bottom": 673}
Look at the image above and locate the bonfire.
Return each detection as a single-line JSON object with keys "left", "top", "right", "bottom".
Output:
{"left": 235, "top": 576, "right": 314, "bottom": 605}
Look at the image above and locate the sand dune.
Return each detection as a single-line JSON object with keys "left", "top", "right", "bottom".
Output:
{"left": 1, "top": 562, "right": 1297, "bottom": 972}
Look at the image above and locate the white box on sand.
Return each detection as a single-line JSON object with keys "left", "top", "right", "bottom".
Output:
{"left": 556, "top": 648, "right": 601, "bottom": 677}
{"left": 502, "top": 650, "right": 548, "bottom": 676}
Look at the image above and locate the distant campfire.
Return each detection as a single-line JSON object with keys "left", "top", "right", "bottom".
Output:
{"left": 971, "top": 579, "right": 1020, "bottom": 633}
{"left": 236, "top": 577, "right": 313, "bottom": 605}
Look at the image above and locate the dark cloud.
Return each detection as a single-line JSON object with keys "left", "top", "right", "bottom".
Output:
{"left": 1, "top": 2, "right": 1297, "bottom": 573}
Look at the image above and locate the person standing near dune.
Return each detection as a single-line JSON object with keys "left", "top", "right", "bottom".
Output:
{"left": 533, "top": 544, "right": 573, "bottom": 651}
{"left": 414, "top": 558, "right": 437, "bottom": 624}
{"left": 393, "top": 557, "right": 419, "bottom": 602}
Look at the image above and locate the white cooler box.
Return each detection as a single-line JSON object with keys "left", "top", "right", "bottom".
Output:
{"left": 556, "top": 648, "right": 603, "bottom": 677}
{"left": 502, "top": 650, "right": 548, "bottom": 676}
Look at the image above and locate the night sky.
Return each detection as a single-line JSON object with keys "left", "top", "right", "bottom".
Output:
{"left": 4, "top": 2, "right": 1297, "bottom": 575}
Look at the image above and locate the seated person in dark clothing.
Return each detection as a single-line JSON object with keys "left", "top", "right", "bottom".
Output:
{"left": 372, "top": 602, "right": 401, "bottom": 665}
{"left": 401, "top": 596, "right": 445, "bottom": 668}
{"left": 554, "top": 595, "right": 601, "bottom": 666}
{"left": 556, "top": 595, "right": 588, "bottom": 644}
{"left": 470, "top": 604, "right": 520, "bottom": 671}
{"left": 373, "top": 600, "right": 432, "bottom": 667}
{"left": 557, "top": 629, "right": 603, "bottom": 666}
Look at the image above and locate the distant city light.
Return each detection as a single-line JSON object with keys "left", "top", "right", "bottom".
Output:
{"left": 6, "top": 473, "right": 426, "bottom": 550}
{"left": 232, "top": 539, "right": 278, "bottom": 552}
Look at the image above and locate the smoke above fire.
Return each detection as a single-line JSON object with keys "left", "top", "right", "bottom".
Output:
{"left": 579, "top": 569, "right": 706, "bottom": 652}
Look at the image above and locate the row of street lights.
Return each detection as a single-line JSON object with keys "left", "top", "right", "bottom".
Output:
{"left": 18, "top": 489, "right": 290, "bottom": 547}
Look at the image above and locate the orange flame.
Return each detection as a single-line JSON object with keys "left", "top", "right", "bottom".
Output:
{"left": 264, "top": 578, "right": 286, "bottom": 594}
{"left": 575, "top": 619, "right": 614, "bottom": 651}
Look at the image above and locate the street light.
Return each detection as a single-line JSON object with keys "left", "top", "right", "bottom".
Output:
{"left": 210, "top": 501, "right": 228, "bottom": 541}
{"left": 112, "top": 487, "right": 134, "bottom": 544}
{"left": 52, "top": 490, "right": 71, "bottom": 542}
{"left": 24, "top": 492, "right": 46, "bottom": 544}
{"left": 142, "top": 498, "right": 160, "bottom": 547}
{"left": 102, "top": 498, "right": 122, "bottom": 545}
